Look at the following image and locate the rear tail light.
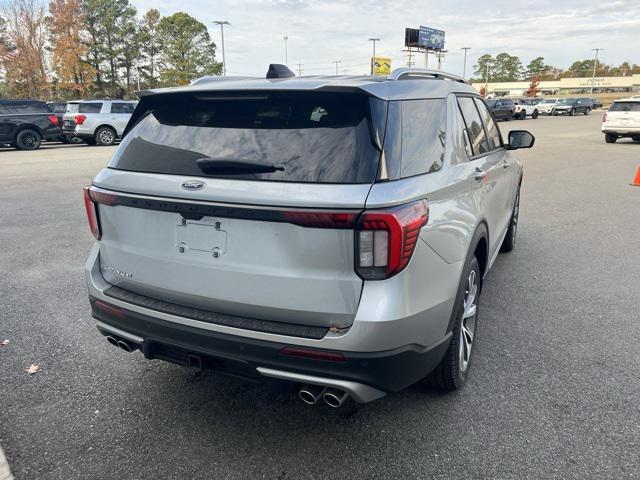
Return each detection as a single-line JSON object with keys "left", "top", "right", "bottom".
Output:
{"left": 602, "top": 112, "right": 607, "bottom": 122}
{"left": 83, "top": 187, "right": 101, "bottom": 240}
{"left": 94, "top": 300, "right": 124, "bottom": 319}
{"left": 355, "top": 199, "right": 429, "bottom": 280}
{"left": 75, "top": 114, "right": 86, "bottom": 125}
{"left": 47, "top": 114, "right": 59, "bottom": 126}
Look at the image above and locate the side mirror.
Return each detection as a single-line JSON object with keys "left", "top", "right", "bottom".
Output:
{"left": 507, "top": 130, "right": 535, "bottom": 150}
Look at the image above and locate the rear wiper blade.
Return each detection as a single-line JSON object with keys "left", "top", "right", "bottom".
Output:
{"left": 196, "top": 157, "right": 285, "bottom": 175}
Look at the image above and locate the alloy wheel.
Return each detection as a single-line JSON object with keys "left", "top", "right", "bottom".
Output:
{"left": 459, "top": 269, "right": 478, "bottom": 373}
{"left": 99, "top": 130, "right": 114, "bottom": 144}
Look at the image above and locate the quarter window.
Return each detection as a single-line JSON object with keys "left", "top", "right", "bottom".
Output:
{"left": 111, "top": 103, "right": 135, "bottom": 114}
{"left": 457, "top": 97, "right": 490, "bottom": 156}
{"left": 79, "top": 103, "right": 103, "bottom": 114}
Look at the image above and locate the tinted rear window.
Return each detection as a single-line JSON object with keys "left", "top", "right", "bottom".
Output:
{"left": 110, "top": 92, "right": 384, "bottom": 184}
{"left": 0, "top": 101, "right": 49, "bottom": 114}
{"left": 609, "top": 102, "right": 640, "bottom": 112}
{"left": 111, "top": 103, "right": 135, "bottom": 114}
{"left": 79, "top": 103, "right": 103, "bottom": 113}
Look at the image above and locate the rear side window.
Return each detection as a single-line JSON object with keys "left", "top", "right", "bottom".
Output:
{"left": 111, "top": 103, "right": 135, "bottom": 114}
{"left": 609, "top": 102, "right": 640, "bottom": 112}
{"left": 474, "top": 99, "right": 502, "bottom": 150}
{"left": 1, "top": 101, "right": 49, "bottom": 114}
{"left": 398, "top": 99, "right": 446, "bottom": 176}
{"left": 457, "top": 97, "right": 490, "bottom": 156}
{"left": 110, "top": 92, "right": 385, "bottom": 184}
{"left": 79, "top": 103, "right": 103, "bottom": 113}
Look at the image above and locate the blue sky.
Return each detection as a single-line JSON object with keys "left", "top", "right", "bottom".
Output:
{"left": 133, "top": 0, "right": 640, "bottom": 77}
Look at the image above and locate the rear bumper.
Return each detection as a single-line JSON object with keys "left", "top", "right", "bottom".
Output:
{"left": 602, "top": 126, "right": 640, "bottom": 136}
{"left": 91, "top": 298, "right": 451, "bottom": 402}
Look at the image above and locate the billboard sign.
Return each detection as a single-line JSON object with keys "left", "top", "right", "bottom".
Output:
{"left": 418, "top": 26, "right": 445, "bottom": 50}
{"left": 372, "top": 57, "right": 391, "bottom": 76}
{"left": 404, "top": 28, "right": 420, "bottom": 48}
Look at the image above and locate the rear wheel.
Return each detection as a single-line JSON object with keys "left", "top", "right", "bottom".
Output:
{"left": 15, "top": 129, "right": 42, "bottom": 150}
{"left": 532, "top": 109, "right": 539, "bottom": 119}
{"left": 95, "top": 126, "right": 116, "bottom": 146}
{"left": 605, "top": 133, "right": 617, "bottom": 144}
{"left": 426, "top": 257, "right": 480, "bottom": 391}
{"left": 584, "top": 108, "right": 590, "bottom": 115}
{"left": 500, "top": 187, "right": 520, "bottom": 253}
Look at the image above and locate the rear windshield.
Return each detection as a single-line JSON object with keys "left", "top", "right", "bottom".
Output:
{"left": 609, "top": 102, "right": 640, "bottom": 112}
{"left": 109, "top": 92, "right": 385, "bottom": 184}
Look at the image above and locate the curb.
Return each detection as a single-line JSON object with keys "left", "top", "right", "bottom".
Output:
{"left": 0, "top": 445, "right": 13, "bottom": 480}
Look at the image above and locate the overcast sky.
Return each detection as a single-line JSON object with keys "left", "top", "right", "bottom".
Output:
{"left": 133, "top": 0, "right": 640, "bottom": 77}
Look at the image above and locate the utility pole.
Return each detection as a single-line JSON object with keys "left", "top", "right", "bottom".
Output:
{"left": 368, "top": 37, "right": 380, "bottom": 75}
{"left": 295, "top": 63, "right": 303, "bottom": 76}
{"left": 283, "top": 35, "right": 288, "bottom": 66}
{"left": 591, "top": 48, "right": 603, "bottom": 94}
{"left": 461, "top": 47, "right": 471, "bottom": 79}
{"left": 436, "top": 51, "right": 445, "bottom": 71}
{"left": 333, "top": 60, "right": 341, "bottom": 75}
{"left": 212, "top": 21, "right": 230, "bottom": 76}
{"left": 424, "top": 50, "right": 429, "bottom": 69}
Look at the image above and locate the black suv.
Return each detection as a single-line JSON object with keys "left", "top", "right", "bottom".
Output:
{"left": 0, "top": 99, "right": 63, "bottom": 150}
{"left": 553, "top": 98, "right": 593, "bottom": 116}
{"left": 485, "top": 98, "right": 516, "bottom": 121}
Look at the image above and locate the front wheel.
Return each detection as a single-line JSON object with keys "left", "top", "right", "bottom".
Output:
{"left": 569, "top": 109, "right": 575, "bottom": 116}
{"left": 519, "top": 110, "right": 527, "bottom": 120}
{"left": 605, "top": 133, "right": 617, "bottom": 144}
{"left": 426, "top": 257, "right": 480, "bottom": 391}
{"left": 532, "top": 109, "right": 539, "bottom": 119}
{"left": 584, "top": 108, "right": 590, "bottom": 115}
{"left": 500, "top": 188, "right": 520, "bottom": 253}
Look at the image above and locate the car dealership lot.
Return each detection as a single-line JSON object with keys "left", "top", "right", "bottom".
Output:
{"left": 1, "top": 115, "right": 639, "bottom": 479}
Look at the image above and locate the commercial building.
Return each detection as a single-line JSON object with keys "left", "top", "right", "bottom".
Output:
{"left": 472, "top": 74, "right": 640, "bottom": 97}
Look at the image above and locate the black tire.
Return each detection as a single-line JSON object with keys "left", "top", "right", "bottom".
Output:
{"left": 632, "top": 137, "right": 640, "bottom": 142}
{"left": 569, "top": 109, "right": 575, "bottom": 116}
{"left": 94, "top": 126, "right": 116, "bottom": 146}
{"left": 584, "top": 108, "right": 590, "bottom": 115}
{"left": 500, "top": 187, "right": 520, "bottom": 253}
{"left": 15, "top": 129, "right": 42, "bottom": 150}
{"left": 59, "top": 135, "right": 70, "bottom": 144}
{"left": 605, "top": 133, "right": 617, "bottom": 144}
{"left": 532, "top": 109, "right": 539, "bottom": 119}
{"left": 519, "top": 110, "right": 526, "bottom": 120}
{"left": 426, "top": 257, "right": 481, "bottom": 391}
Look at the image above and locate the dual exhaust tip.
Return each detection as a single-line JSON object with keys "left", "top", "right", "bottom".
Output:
{"left": 106, "top": 335, "right": 138, "bottom": 353}
{"left": 299, "top": 384, "right": 349, "bottom": 408}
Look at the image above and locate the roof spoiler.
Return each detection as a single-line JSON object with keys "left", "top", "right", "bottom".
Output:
{"left": 267, "top": 64, "right": 295, "bottom": 79}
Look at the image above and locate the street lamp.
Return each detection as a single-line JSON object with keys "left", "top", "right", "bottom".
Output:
{"left": 212, "top": 20, "right": 230, "bottom": 76}
{"left": 460, "top": 47, "right": 471, "bottom": 79}
{"left": 591, "top": 48, "right": 603, "bottom": 94}
{"left": 368, "top": 38, "right": 380, "bottom": 75}
{"left": 283, "top": 35, "right": 289, "bottom": 66}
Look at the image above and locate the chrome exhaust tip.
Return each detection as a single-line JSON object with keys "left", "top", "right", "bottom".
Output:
{"left": 106, "top": 336, "right": 119, "bottom": 348}
{"left": 298, "top": 385, "right": 327, "bottom": 405}
{"left": 117, "top": 339, "right": 136, "bottom": 352}
{"left": 323, "top": 388, "right": 349, "bottom": 408}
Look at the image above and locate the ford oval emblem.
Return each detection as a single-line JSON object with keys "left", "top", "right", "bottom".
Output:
{"left": 181, "top": 180, "right": 206, "bottom": 191}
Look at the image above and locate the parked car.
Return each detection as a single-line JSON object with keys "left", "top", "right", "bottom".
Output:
{"left": 513, "top": 99, "right": 539, "bottom": 119}
{"left": 0, "top": 99, "right": 63, "bottom": 150}
{"left": 537, "top": 98, "right": 560, "bottom": 115}
{"left": 47, "top": 101, "right": 83, "bottom": 144}
{"left": 528, "top": 98, "right": 543, "bottom": 106}
{"left": 590, "top": 98, "right": 603, "bottom": 109}
{"left": 485, "top": 98, "right": 516, "bottom": 121}
{"left": 84, "top": 66, "right": 534, "bottom": 406}
{"left": 553, "top": 98, "right": 592, "bottom": 116}
{"left": 63, "top": 99, "right": 137, "bottom": 146}
{"left": 601, "top": 97, "right": 640, "bottom": 143}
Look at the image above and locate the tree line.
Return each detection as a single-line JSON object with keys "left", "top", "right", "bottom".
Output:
{"left": 474, "top": 53, "right": 640, "bottom": 83}
{"left": 0, "top": 0, "right": 222, "bottom": 100}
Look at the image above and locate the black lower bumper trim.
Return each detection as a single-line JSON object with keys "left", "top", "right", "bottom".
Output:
{"left": 90, "top": 297, "right": 450, "bottom": 394}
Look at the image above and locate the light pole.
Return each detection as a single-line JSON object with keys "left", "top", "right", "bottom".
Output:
{"left": 368, "top": 37, "right": 380, "bottom": 75}
{"left": 461, "top": 47, "right": 471, "bottom": 79}
{"left": 590, "top": 48, "right": 603, "bottom": 94}
{"left": 212, "top": 20, "right": 230, "bottom": 76}
{"left": 283, "top": 35, "right": 288, "bottom": 66}
{"left": 333, "top": 60, "right": 341, "bottom": 75}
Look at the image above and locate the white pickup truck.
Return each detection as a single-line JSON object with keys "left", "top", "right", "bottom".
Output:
{"left": 513, "top": 99, "right": 540, "bottom": 119}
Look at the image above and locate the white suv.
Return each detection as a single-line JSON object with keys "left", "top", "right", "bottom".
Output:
{"left": 537, "top": 98, "right": 559, "bottom": 115}
{"left": 602, "top": 98, "right": 640, "bottom": 143}
{"left": 63, "top": 100, "right": 137, "bottom": 146}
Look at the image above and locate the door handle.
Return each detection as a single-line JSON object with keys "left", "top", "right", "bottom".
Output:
{"left": 474, "top": 168, "right": 487, "bottom": 181}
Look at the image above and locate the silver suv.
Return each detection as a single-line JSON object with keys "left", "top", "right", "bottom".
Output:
{"left": 84, "top": 67, "right": 534, "bottom": 407}
{"left": 63, "top": 99, "right": 137, "bottom": 146}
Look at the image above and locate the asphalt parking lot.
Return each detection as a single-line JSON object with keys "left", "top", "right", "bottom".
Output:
{"left": 1, "top": 114, "right": 639, "bottom": 479}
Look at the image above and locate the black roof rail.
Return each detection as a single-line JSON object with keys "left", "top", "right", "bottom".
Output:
{"left": 388, "top": 68, "right": 469, "bottom": 85}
